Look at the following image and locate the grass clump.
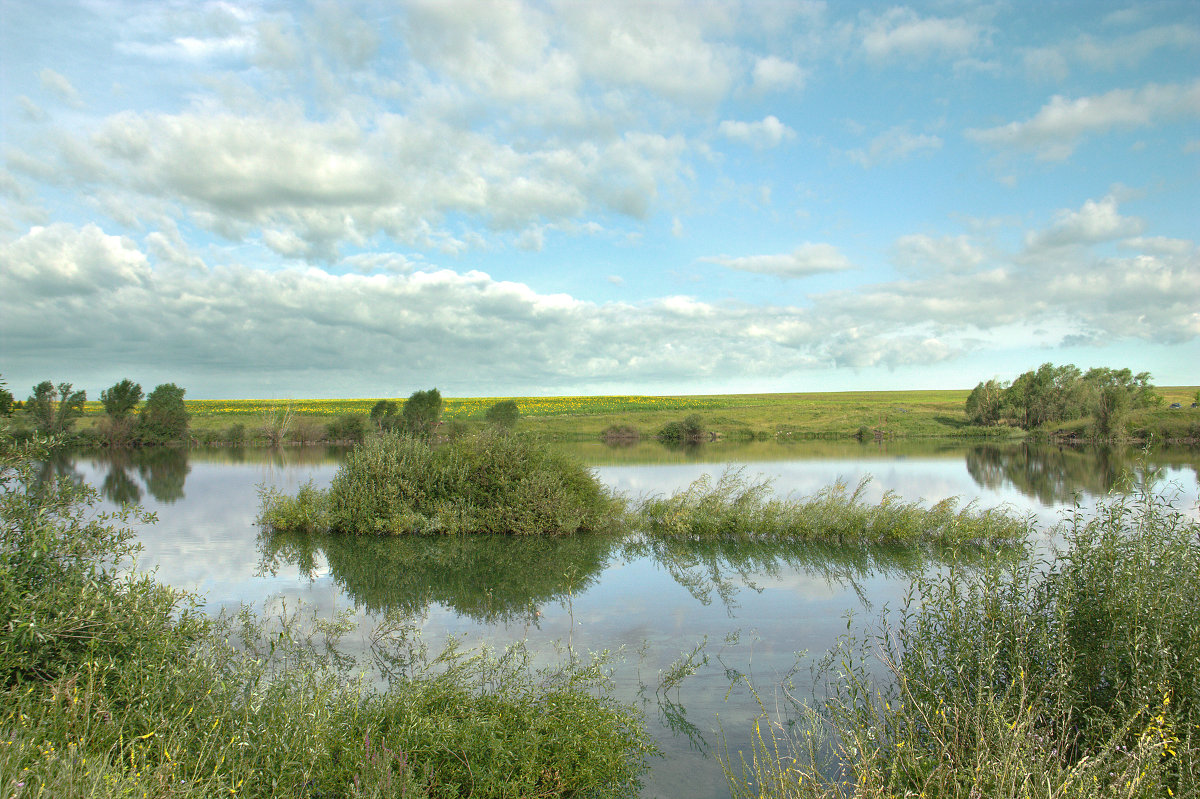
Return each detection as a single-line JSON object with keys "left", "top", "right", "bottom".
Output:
{"left": 637, "top": 469, "right": 1030, "bottom": 547}
{"left": 261, "top": 429, "right": 623, "bottom": 536}
{"left": 0, "top": 435, "right": 656, "bottom": 798}
{"left": 722, "top": 482, "right": 1200, "bottom": 798}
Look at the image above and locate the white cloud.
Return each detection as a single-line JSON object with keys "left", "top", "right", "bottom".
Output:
{"left": 859, "top": 7, "right": 983, "bottom": 62}
{"left": 893, "top": 234, "right": 985, "bottom": 275}
{"left": 702, "top": 243, "right": 855, "bottom": 278}
{"left": 750, "top": 56, "right": 807, "bottom": 93}
{"left": 1025, "top": 24, "right": 1200, "bottom": 81}
{"left": 847, "top": 126, "right": 941, "bottom": 167}
{"left": 968, "top": 79, "right": 1200, "bottom": 160}
{"left": 1, "top": 223, "right": 149, "bottom": 296}
{"left": 1023, "top": 196, "right": 1144, "bottom": 252}
{"left": 38, "top": 69, "right": 83, "bottom": 107}
{"left": 718, "top": 116, "right": 795, "bottom": 149}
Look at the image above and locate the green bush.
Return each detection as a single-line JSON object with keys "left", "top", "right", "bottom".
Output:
{"left": 263, "top": 431, "right": 623, "bottom": 536}
{"left": 327, "top": 413, "right": 367, "bottom": 443}
{"left": 137, "top": 383, "right": 189, "bottom": 444}
{"left": 658, "top": 414, "right": 705, "bottom": 443}
{"left": 725, "top": 482, "right": 1200, "bottom": 798}
{"left": 484, "top": 399, "right": 520, "bottom": 428}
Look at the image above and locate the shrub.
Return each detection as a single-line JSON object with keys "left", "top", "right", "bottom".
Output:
{"left": 658, "top": 414, "right": 704, "bottom": 443}
{"left": 484, "top": 399, "right": 520, "bottom": 428}
{"left": 724, "top": 482, "right": 1200, "bottom": 798}
{"left": 263, "top": 431, "right": 622, "bottom": 536}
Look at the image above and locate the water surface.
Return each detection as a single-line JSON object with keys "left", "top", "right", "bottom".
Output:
{"left": 64, "top": 440, "right": 1200, "bottom": 799}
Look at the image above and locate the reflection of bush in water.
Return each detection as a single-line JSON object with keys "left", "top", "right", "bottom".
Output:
{"left": 965, "top": 443, "right": 1133, "bottom": 505}
{"left": 625, "top": 537, "right": 1004, "bottom": 611}
{"left": 260, "top": 530, "right": 617, "bottom": 623}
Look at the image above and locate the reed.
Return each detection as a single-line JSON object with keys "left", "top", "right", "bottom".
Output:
{"left": 721, "top": 481, "right": 1200, "bottom": 798}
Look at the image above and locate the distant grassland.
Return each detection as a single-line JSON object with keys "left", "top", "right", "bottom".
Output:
{"left": 79, "top": 387, "right": 1199, "bottom": 441}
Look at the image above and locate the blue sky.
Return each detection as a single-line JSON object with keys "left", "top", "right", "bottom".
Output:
{"left": 2, "top": 0, "right": 1197, "bottom": 399}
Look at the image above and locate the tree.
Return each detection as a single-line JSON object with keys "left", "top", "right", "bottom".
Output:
{"left": 26, "top": 381, "right": 86, "bottom": 434}
{"left": 965, "top": 379, "right": 1003, "bottom": 426}
{"left": 0, "top": 374, "right": 13, "bottom": 418}
{"left": 401, "top": 388, "right": 442, "bottom": 437}
{"left": 101, "top": 379, "right": 143, "bottom": 419}
{"left": 369, "top": 400, "right": 400, "bottom": 432}
{"left": 484, "top": 400, "right": 520, "bottom": 429}
{"left": 137, "top": 383, "right": 189, "bottom": 443}
{"left": 99, "top": 379, "right": 144, "bottom": 446}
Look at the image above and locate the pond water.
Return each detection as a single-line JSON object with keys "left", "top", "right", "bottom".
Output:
{"left": 62, "top": 439, "right": 1200, "bottom": 799}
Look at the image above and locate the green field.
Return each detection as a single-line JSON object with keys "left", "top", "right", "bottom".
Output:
{"left": 72, "top": 386, "right": 1199, "bottom": 443}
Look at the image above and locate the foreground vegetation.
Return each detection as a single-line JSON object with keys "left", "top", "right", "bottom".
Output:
{"left": 0, "top": 436, "right": 656, "bottom": 798}
{"left": 724, "top": 484, "right": 1200, "bottom": 798}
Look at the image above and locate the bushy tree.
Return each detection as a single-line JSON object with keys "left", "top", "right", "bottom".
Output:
{"left": 401, "top": 388, "right": 442, "bottom": 437}
{"left": 369, "top": 399, "right": 399, "bottom": 432}
{"left": 964, "top": 379, "right": 1003, "bottom": 425}
{"left": 101, "top": 379, "right": 143, "bottom": 419}
{"left": 26, "top": 381, "right": 86, "bottom": 434}
{"left": 0, "top": 375, "right": 13, "bottom": 418}
{"left": 484, "top": 399, "right": 520, "bottom": 429}
{"left": 137, "top": 383, "right": 189, "bottom": 443}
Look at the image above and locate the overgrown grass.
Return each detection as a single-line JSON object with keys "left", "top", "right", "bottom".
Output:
{"left": 722, "top": 482, "right": 1200, "bottom": 798}
{"left": 260, "top": 429, "right": 623, "bottom": 536}
{"left": 0, "top": 436, "right": 656, "bottom": 798}
{"left": 636, "top": 470, "right": 1031, "bottom": 547}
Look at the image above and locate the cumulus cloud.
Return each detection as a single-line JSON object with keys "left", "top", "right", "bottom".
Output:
{"left": 968, "top": 79, "right": 1200, "bottom": 160}
{"left": 1023, "top": 24, "right": 1200, "bottom": 80}
{"left": 1023, "top": 196, "right": 1144, "bottom": 252}
{"left": 859, "top": 7, "right": 983, "bottom": 62}
{"left": 718, "top": 116, "right": 795, "bottom": 149}
{"left": 3, "top": 217, "right": 1197, "bottom": 395}
{"left": 702, "top": 243, "right": 855, "bottom": 278}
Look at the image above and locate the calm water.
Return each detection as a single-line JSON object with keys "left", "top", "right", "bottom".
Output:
{"left": 62, "top": 440, "right": 1200, "bottom": 799}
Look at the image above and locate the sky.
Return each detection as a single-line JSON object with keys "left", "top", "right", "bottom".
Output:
{"left": 1, "top": 0, "right": 1198, "bottom": 400}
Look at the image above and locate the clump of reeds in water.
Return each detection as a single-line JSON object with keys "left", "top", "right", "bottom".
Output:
{"left": 636, "top": 469, "right": 1031, "bottom": 547}
{"left": 259, "top": 430, "right": 622, "bottom": 536}
{"left": 722, "top": 482, "right": 1200, "bottom": 798}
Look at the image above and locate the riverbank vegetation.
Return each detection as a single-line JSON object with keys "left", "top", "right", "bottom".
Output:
{"left": 4, "top": 370, "right": 1197, "bottom": 446}
{"left": 0, "top": 435, "right": 656, "bottom": 798}
{"left": 259, "top": 430, "right": 623, "bottom": 536}
{"left": 723, "top": 484, "right": 1200, "bottom": 798}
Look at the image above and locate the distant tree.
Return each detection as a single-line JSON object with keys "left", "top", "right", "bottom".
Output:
{"left": 401, "top": 388, "right": 443, "bottom": 437}
{"left": 658, "top": 414, "right": 704, "bottom": 443}
{"left": 137, "top": 383, "right": 189, "bottom": 443}
{"left": 101, "top": 379, "right": 143, "bottom": 419}
{"left": 26, "top": 380, "right": 86, "bottom": 434}
{"left": 484, "top": 400, "right": 520, "bottom": 429}
{"left": 0, "top": 375, "right": 13, "bottom": 417}
{"left": 370, "top": 400, "right": 400, "bottom": 432}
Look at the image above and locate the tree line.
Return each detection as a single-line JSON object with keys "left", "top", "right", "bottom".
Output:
{"left": 965, "top": 363, "right": 1160, "bottom": 435}
{"left": 0, "top": 376, "right": 190, "bottom": 445}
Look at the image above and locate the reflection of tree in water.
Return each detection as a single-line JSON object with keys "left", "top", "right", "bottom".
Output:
{"left": 258, "top": 530, "right": 619, "bottom": 624}
{"left": 624, "top": 537, "right": 1002, "bottom": 614}
{"left": 98, "top": 449, "right": 142, "bottom": 506}
{"left": 135, "top": 448, "right": 190, "bottom": 503}
{"left": 965, "top": 444, "right": 1136, "bottom": 506}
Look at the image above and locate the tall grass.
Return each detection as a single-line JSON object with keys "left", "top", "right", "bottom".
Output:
{"left": 722, "top": 482, "right": 1200, "bottom": 798}
{"left": 637, "top": 469, "right": 1031, "bottom": 547}
{"left": 0, "top": 436, "right": 656, "bottom": 798}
